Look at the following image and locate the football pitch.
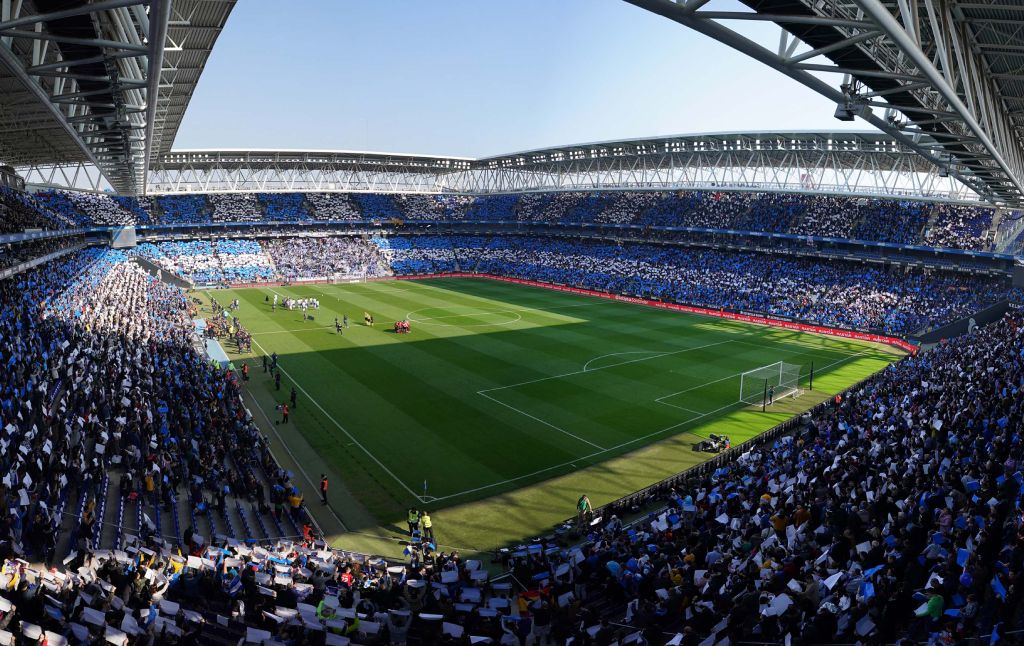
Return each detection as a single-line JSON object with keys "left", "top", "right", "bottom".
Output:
{"left": 204, "top": 277, "right": 900, "bottom": 554}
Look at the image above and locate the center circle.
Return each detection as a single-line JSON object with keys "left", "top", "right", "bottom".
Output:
{"left": 405, "top": 307, "right": 523, "bottom": 327}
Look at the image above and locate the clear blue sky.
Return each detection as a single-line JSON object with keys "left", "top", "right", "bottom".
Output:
{"left": 173, "top": 0, "right": 869, "bottom": 157}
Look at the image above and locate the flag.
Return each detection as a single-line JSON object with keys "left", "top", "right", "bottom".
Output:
{"left": 991, "top": 622, "right": 1002, "bottom": 645}
{"left": 520, "top": 586, "right": 550, "bottom": 603}
{"left": 226, "top": 573, "right": 242, "bottom": 597}
{"left": 991, "top": 575, "right": 1007, "bottom": 600}
{"left": 863, "top": 565, "right": 884, "bottom": 579}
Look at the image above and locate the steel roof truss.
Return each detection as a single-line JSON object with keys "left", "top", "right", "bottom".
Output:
{"left": 623, "top": 0, "right": 1024, "bottom": 206}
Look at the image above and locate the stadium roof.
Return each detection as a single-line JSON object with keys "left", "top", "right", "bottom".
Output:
{"left": 146, "top": 131, "right": 974, "bottom": 200}
{"left": 0, "top": 0, "right": 234, "bottom": 195}
{"left": 474, "top": 130, "right": 926, "bottom": 170}
{"left": 8, "top": 1, "right": 1024, "bottom": 206}
{"left": 626, "top": 0, "right": 1024, "bottom": 207}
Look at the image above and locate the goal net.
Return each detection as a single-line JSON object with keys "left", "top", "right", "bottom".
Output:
{"left": 739, "top": 362, "right": 801, "bottom": 406}
{"left": 332, "top": 271, "right": 368, "bottom": 284}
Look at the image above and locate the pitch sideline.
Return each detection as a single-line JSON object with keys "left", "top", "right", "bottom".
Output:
{"left": 248, "top": 335, "right": 428, "bottom": 503}
{"left": 244, "top": 389, "right": 351, "bottom": 532}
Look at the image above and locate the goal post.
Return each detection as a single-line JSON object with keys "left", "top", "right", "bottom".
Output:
{"left": 739, "top": 362, "right": 802, "bottom": 406}
{"left": 332, "top": 270, "right": 368, "bottom": 284}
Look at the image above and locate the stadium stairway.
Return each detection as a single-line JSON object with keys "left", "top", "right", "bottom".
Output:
{"left": 444, "top": 236, "right": 465, "bottom": 272}
{"left": 786, "top": 207, "right": 816, "bottom": 237}
{"left": 263, "top": 251, "right": 282, "bottom": 282}
{"left": 735, "top": 202, "right": 756, "bottom": 230}
{"left": 848, "top": 207, "right": 870, "bottom": 239}
{"left": 995, "top": 214, "right": 1024, "bottom": 253}
{"left": 132, "top": 256, "right": 193, "bottom": 289}
{"left": 922, "top": 204, "right": 943, "bottom": 244}
{"left": 147, "top": 198, "right": 164, "bottom": 224}
{"left": 983, "top": 210, "right": 1001, "bottom": 250}
{"left": 49, "top": 441, "right": 306, "bottom": 565}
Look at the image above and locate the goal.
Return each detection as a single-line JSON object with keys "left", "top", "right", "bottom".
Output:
{"left": 739, "top": 362, "right": 802, "bottom": 406}
{"left": 331, "top": 271, "right": 368, "bottom": 284}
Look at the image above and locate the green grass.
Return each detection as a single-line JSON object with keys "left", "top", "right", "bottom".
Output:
{"left": 201, "top": 277, "right": 900, "bottom": 558}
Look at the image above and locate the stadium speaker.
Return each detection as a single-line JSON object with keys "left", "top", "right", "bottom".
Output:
{"left": 835, "top": 100, "right": 871, "bottom": 122}
{"left": 834, "top": 103, "right": 856, "bottom": 122}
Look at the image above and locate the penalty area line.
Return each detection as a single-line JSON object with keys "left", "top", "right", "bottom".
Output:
{"left": 476, "top": 390, "right": 606, "bottom": 451}
{"left": 654, "top": 347, "right": 871, "bottom": 409}
{"left": 480, "top": 338, "right": 738, "bottom": 395}
{"left": 582, "top": 350, "right": 664, "bottom": 372}
{"left": 440, "top": 348, "right": 879, "bottom": 504}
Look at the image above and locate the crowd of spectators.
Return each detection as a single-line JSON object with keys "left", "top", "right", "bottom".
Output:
{"left": 258, "top": 194, "right": 312, "bottom": 222}
{"left": 136, "top": 231, "right": 1014, "bottom": 335}
{"left": 0, "top": 188, "right": 69, "bottom": 232}
{"left": 392, "top": 194, "right": 473, "bottom": 221}
{"left": 381, "top": 236, "right": 1013, "bottom": 335}
{"left": 0, "top": 238, "right": 81, "bottom": 273}
{"left": 925, "top": 205, "right": 997, "bottom": 251}
{"left": 353, "top": 194, "right": 402, "bottom": 221}
{"left": 514, "top": 192, "right": 582, "bottom": 224}
{"left": 112, "top": 197, "right": 154, "bottom": 225}
{"left": 264, "top": 237, "right": 389, "bottom": 281}
{"left": 560, "top": 193, "right": 626, "bottom": 225}
{"left": 371, "top": 236, "right": 460, "bottom": 275}
{"left": 305, "top": 194, "right": 363, "bottom": 221}
{"left": 209, "top": 194, "right": 263, "bottom": 223}
{"left": 2, "top": 187, "right": 1007, "bottom": 251}
{"left": 730, "top": 193, "right": 804, "bottom": 233}
{"left": 0, "top": 245, "right": 366, "bottom": 643}
{"left": 390, "top": 195, "right": 446, "bottom": 221}
{"left": 33, "top": 191, "right": 139, "bottom": 226}
{"left": 849, "top": 200, "right": 932, "bottom": 246}
{"left": 528, "top": 313, "right": 1024, "bottom": 644}
{"left": 137, "top": 240, "right": 276, "bottom": 285}
{"left": 463, "top": 194, "right": 518, "bottom": 222}
{"left": 595, "top": 192, "right": 662, "bottom": 225}
{"left": 156, "top": 195, "right": 210, "bottom": 225}
{"left": 790, "top": 196, "right": 866, "bottom": 239}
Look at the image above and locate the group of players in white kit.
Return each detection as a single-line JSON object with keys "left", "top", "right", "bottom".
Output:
{"left": 272, "top": 293, "right": 320, "bottom": 311}
{"left": 270, "top": 292, "right": 354, "bottom": 331}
